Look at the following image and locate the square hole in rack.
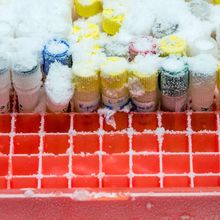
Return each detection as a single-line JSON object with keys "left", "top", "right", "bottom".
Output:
{"left": 13, "top": 135, "right": 40, "bottom": 155}
{"left": 194, "top": 176, "right": 220, "bottom": 187}
{"left": 193, "top": 155, "right": 219, "bottom": 174}
{"left": 11, "top": 177, "right": 38, "bottom": 189}
{"left": 44, "top": 114, "right": 70, "bottom": 133}
{"left": 133, "top": 155, "right": 160, "bottom": 174}
{"left": 103, "top": 176, "right": 129, "bottom": 188}
{"left": 162, "top": 134, "right": 189, "bottom": 153}
{"left": 0, "top": 177, "right": 7, "bottom": 189}
{"left": 72, "top": 176, "right": 99, "bottom": 188}
{"left": 132, "top": 134, "right": 158, "bottom": 152}
{"left": 42, "top": 156, "right": 69, "bottom": 175}
{"left": 73, "top": 134, "right": 99, "bottom": 154}
{"left": 133, "top": 176, "right": 160, "bottom": 188}
{"left": 191, "top": 112, "right": 217, "bottom": 131}
{"left": 41, "top": 177, "right": 68, "bottom": 189}
{"left": 163, "top": 155, "right": 190, "bottom": 174}
{"left": 192, "top": 134, "right": 218, "bottom": 152}
{"left": 0, "top": 114, "right": 11, "bottom": 133}
{"left": 0, "top": 156, "right": 9, "bottom": 176}
{"left": 163, "top": 176, "right": 190, "bottom": 187}
{"left": 12, "top": 156, "right": 38, "bottom": 175}
{"left": 132, "top": 113, "right": 158, "bottom": 131}
{"left": 103, "top": 134, "right": 129, "bottom": 154}
{"left": 0, "top": 135, "right": 10, "bottom": 155}
{"left": 162, "top": 112, "right": 187, "bottom": 131}
{"left": 162, "top": 113, "right": 187, "bottom": 131}
{"left": 102, "top": 155, "right": 129, "bottom": 175}
{"left": 73, "top": 113, "right": 100, "bottom": 132}
{"left": 72, "top": 155, "right": 99, "bottom": 175}
{"left": 15, "top": 114, "right": 41, "bottom": 133}
{"left": 103, "top": 112, "right": 129, "bottom": 131}
{"left": 44, "top": 135, "right": 70, "bottom": 154}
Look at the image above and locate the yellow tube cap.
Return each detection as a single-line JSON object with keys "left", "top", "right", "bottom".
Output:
{"left": 101, "top": 57, "right": 128, "bottom": 89}
{"left": 74, "top": 0, "right": 102, "bottom": 18}
{"left": 160, "top": 35, "right": 187, "bottom": 57}
{"left": 131, "top": 71, "right": 158, "bottom": 92}
{"left": 102, "top": 9, "right": 124, "bottom": 36}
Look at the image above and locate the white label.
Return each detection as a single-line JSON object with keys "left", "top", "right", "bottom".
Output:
{"left": 102, "top": 95, "right": 129, "bottom": 110}
{"left": 132, "top": 99, "right": 157, "bottom": 112}
{"left": 75, "top": 98, "right": 100, "bottom": 112}
{"left": 161, "top": 93, "right": 187, "bottom": 112}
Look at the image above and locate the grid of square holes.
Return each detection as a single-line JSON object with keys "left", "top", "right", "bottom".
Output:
{"left": 0, "top": 112, "right": 219, "bottom": 190}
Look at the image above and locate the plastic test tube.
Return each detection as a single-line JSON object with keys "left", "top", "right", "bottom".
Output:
{"left": 12, "top": 58, "right": 42, "bottom": 113}
{"left": 72, "top": 62, "right": 100, "bottom": 112}
{"left": 159, "top": 56, "right": 189, "bottom": 112}
{"left": 74, "top": 0, "right": 102, "bottom": 18}
{"left": 100, "top": 57, "right": 129, "bottom": 110}
{"left": 0, "top": 57, "right": 11, "bottom": 113}
{"left": 159, "top": 35, "right": 187, "bottom": 57}
{"left": 128, "top": 56, "right": 159, "bottom": 112}
{"left": 189, "top": 36, "right": 218, "bottom": 58}
{"left": 189, "top": 54, "right": 218, "bottom": 111}
{"left": 128, "top": 37, "right": 158, "bottom": 61}
{"left": 42, "top": 38, "right": 72, "bottom": 76}
{"left": 45, "top": 62, "right": 73, "bottom": 113}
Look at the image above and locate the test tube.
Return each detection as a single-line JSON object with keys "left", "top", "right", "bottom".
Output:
{"left": 189, "top": 36, "right": 218, "bottom": 58}
{"left": 189, "top": 54, "right": 218, "bottom": 111}
{"left": 100, "top": 57, "right": 129, "bottom": 110}
{"left": 0, "top": 57, "right": 10, "bottom": 113}
{"left": 128, "top": 37, "right": 158, "bottom": 61}
{"left": 128, "top": 56, "right": 159, "bottom": 112}
{"left": 159, "top": 56, "right": 189, "bottom": 112}
{"left": 12, "top": 54, "right": 42, "bottom": 113}
{"left": 42, "top": 38, "right": 72, "bottom": 76}
{"left": 159, "top": 35, "right": 187, "bottom": 57}
{"left": 72, "top": 61, "right": 100, "bottom": 112}
{"left": 45, "top": 62, "right": 73, "bottom": 113}
{"left": 74, "top": 0, "right": 102, "bottom": 18}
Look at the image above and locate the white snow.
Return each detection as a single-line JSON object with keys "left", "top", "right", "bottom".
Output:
{"left": 45, "top": 62, "right": 73, "bottom": 105}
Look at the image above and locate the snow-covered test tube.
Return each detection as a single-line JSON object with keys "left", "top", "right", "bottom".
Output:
{"left": 100, "top": 57, "right": 129, "bottom": 110}
{"left": 74, "top": 0, "right": 103, "bottom": 18}
{"left": 45, "top": 62, "right": 73, "bottom": 113}
{"left": 159, "top": 35, "right": 187, "bottom": 57}
{"left": 189, "top": 54, "right": 218, "bottom": 111}
{"left": 42, "top": 38, "right": 72, "bottom": 75}
{"left": 128, "top": 37, "right": 158, "bottom": 61}
{"left": 189, "top": 36, "right": 219, "bottom": 58}
{"left": 12, "top": 53, "right": 42, "bottom": 113}
{"left": 128, "top": 55, "right": 159, "bottom": 112}
{"left": 0, "top": 57, "right": 11, "bottom": 113}
{"left": 72, "top": 61, "right": 100, "bottom": 112}
{"left": 159, "top": 56, "right": 189, "bottom": 112}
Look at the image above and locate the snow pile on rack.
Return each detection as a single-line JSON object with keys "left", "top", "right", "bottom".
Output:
{"left": 188, "top": 54, "right": 218, "bottom": 75}
{"left": 45, "top": 62, "right": 73, "bottom": 104}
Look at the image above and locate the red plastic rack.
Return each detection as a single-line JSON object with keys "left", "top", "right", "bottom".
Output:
{"left": 0, "top": 112, "right": 219, "bottom": 220}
